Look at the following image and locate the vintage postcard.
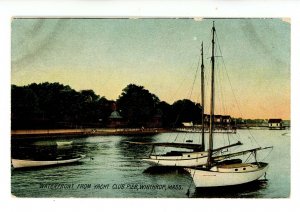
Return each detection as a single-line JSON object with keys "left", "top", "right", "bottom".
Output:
{"left": 11, "top": 17, "right": 290, "bottom": 198}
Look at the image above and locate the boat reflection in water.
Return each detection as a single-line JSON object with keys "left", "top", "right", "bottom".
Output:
{"left": 117, "top": 136, "right": 155, "bottom": 159}
{"left": 143, "top": 166, "right": 185, "bottom": 175}
{"left": 191, "top": 179, "right": 269, "bottom": 198}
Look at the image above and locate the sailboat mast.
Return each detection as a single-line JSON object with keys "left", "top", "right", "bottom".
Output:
{"left": 201, "top": 42, "right": 205, "bottom": 151}
{"left": 208, "top": 22, "right": 216, "bottom": 167}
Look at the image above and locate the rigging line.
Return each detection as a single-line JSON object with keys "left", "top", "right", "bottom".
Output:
{"left": 212, "top": 45, "right": 228, "bottom": 122}
{"left": 170, "top": 43, "right": 203, "bottom": 106}
{"left": 221, "top": 130, "right": 226, "bottom": 149}
{"left": 172, "top": 59, "right": 197, "bottom": 103}
{"left": 174, "top": 55, "right": 201, "bottom": 143}
{"left": 173, "top": 54, "right": 200, "bottom": 127}
{"left": 216, "top": 59, "right": 227, "bottom": 116}
{"left": 204, "top": 67, "right": 209, "bottom": 110}
{"left": 220, "top": 60, "right": 229, "bottom": 116}
{"left": 215, "top": 34, "right": 239, "bottom": 139}
{"left": 261, "top": 147, "right": 273, "bottom": 162}
{"left": 216, "top": 33, "right": 241, "bottom": 138}
{"left": 226, "top": 132, "right": 231, "bottom": 145}
{"left": 175, "top": 46, "right": 202, "bottom": 141}
{"left": 188, "top": 56, "right": 200, "bottom": 100}
{"left": 183, "top": 72, "right": 200, "bottom": 142}
{"left": 214, "top": 31, "right": 260, "bottom": 148}
{"left": 215, "top": 61, "right": 222, "bottom": 116}
{"left": 169, "top": 76, "right": 194, "bottom": 143}
{"left": 216, "top": 70, "right": 227, "bottom": 146}
{"left": 216, "top": 60, "right": 230, "bottom": 145}
{"left": 215, "top": 34, "right": 228, "bottom": 116}
{"left": 215, "top": 32, "right": 239, "bottom": 115}
{"left": 244, "top": 151, "right": 253, "bottom": 163}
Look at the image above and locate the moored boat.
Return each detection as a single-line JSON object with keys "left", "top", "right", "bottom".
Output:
{"left": 56, "top": 141, "right": 73, "bottom": 146}
{"left": 185, "top": 22, "right": 272, "bottom": 188}
{"left": 142, "top": 151, "right": 208, "bottom": 167}
{"left": 139, "top": 141, "right": 241, "bottom": 167}
{"left": 12, "top": 154, "right": 85, "bottom": 169}
{"left": 139, "top": 41, "right": 240, "bottom": 167}
{"left": 185, "top": 162, "right": 268, "bottom": 187}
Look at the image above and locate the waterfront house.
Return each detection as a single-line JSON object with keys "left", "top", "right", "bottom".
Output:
{"left": 222, "top": 115, "right": 232, "bottom": 127}
{"left": 268, "top": 119, "right": 285, "bottom": 130}
{"left": 204, "top": 115, "right": 232, "bottom": 126}
{"left": 214, "top": 115, "right": 222, "bottom": 125}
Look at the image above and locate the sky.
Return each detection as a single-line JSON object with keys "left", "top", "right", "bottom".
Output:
{"left": 11, "top": 18, "right": 290, "bottom": 120}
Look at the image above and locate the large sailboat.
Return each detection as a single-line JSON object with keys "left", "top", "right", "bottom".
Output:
{"left": 138, "top": 42, "right": 241, "bottom": 167}
{"left": 185, "top": 22, "right": 272, "bottom": 187}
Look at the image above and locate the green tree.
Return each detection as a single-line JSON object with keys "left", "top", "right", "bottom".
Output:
{"left": 171, "top": 99, "right": 202, "bottom": 126}
{"left": 117, "top": 84, "right": 160, "bottom": 127}
{"left": 12, "top": 82, "right": 113, "bottom": 129}
{"left": 157, "top": 101, "right": 173, "bottom": 127}
{"left": 28, "top": 82, "right": 79, "bottom": 124}
{"left": 11, "top": 85, "right": 40, "bottom": 128}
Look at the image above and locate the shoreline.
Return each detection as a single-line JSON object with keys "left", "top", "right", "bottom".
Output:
{"left": 11, "top": 128, "right": 172, "bottom": 140}
{"left": 11, "top": 126, "right": 289, "bottom": 140}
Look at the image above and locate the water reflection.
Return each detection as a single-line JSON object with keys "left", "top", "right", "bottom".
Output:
{"left": 191, "top": 180, "right": 269, "bottom": 198}
{"left": 116, "top": 136, "right": 155, "bottom": 158}
{"left": 11, "top": 130, "right": 289, "bottom": 198}
{"left": 143, "top": 166, "right": 185, "bottom": 175}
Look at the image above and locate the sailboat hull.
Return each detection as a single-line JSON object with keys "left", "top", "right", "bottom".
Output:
{"left": 142, "top": 151, "right": 208, "bottom": 167}
{"left": 185, "top": 162, "right": 269, "bottom": 187}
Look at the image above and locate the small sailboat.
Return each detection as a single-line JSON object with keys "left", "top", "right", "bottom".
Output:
{"left": 137, "top": 140, "right": 241, "bottom": 167}
{"left": 185, "top": 22, "right": 272, "bottom": 187}
{"left": 139, "top": 42, "right": 241, "bottom": 167}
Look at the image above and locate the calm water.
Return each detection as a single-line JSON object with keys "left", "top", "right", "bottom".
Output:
{"left": 11, "top": 130, "right": 290, "bottom": 198}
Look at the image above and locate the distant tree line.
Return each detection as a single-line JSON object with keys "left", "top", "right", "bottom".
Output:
{"left": 11, "top": 82, "right": 111, "bottom": 129}
{"left": 11, "top": 82, "right": 203, "bottom": 129}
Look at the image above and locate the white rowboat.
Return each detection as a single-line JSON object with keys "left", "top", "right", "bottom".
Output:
{"left": 12, "top": 155, "right": 85, "bottom": 169}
